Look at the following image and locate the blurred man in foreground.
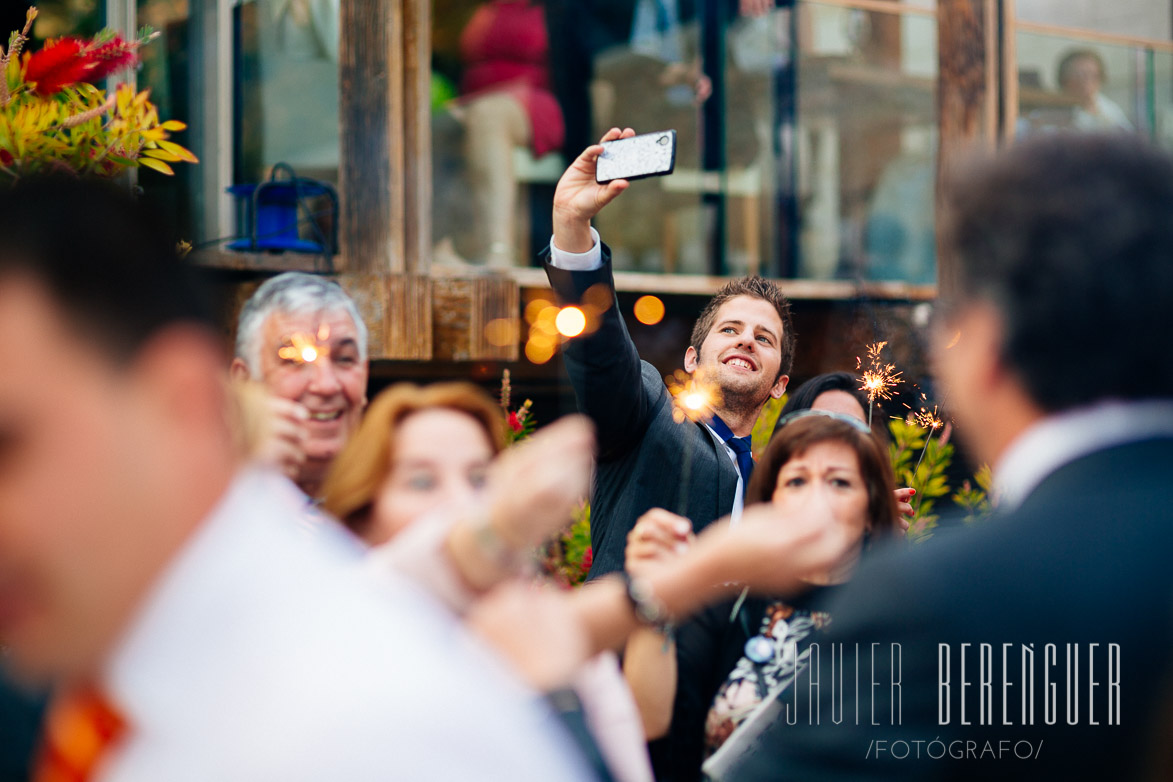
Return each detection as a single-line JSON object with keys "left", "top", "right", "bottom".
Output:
{"left": 0, "top": 177, "right": 590, "bottom": 782}
{"left": 722, "top": 134, "right": 1173, "bottom": 780}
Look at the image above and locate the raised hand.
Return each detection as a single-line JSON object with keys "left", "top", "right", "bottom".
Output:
{"left": 697, "top": 499, "right": 860, "bottom": 595}
{"left": 485, "top": 414, "right": 595, "bottom": 552}
{"left": 551, "top": 127, "right": 635, "bottom": 253}
{"left": 467, "top": 581, "right": 591, "bottom": 691}
{"left": 625, "top": 508, "right": 693, "bottom": 578}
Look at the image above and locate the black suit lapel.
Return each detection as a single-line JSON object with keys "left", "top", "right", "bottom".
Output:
{"left": 696, "top": 421, "right": 740, "bottom": 522}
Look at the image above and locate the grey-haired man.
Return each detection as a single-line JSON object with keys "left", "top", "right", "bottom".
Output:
{"left": 230, "top": 273, "right": 369, "bottom": 498}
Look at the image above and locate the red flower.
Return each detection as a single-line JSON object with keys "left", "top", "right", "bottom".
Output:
{"left": 508, "top": 411, "right": 522, "bottom": 433}
{"left": 0, "top": 149, "right": 12, "bottom": 166}
{"left": 83, "top": 35, "right": 140, "bottom": 83}
{"left": 24, "top": 38, "right": 94, "bottom": 95}
{"left": 581, "top": 546, "right": 593, "bottom": 569}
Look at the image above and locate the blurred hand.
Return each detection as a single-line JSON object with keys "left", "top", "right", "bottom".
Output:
{"left": 486, "top": 415, "right": 595, "bottom": 551}
{"left": 254, "top": 395, "right": 308, "bottom": 482}
{"left": 894, "top": 487, "right": 915, "bottom": 531}
{"left": 660, "top": 62, "right": 712, "bottom": 104}
{"left": 467, "top": 581, "right": 589, "bottom": 691}
{"left": 701, "top": 499, "right": 859, "bottom": 595}
{"left": 625, "top": 508, "right": 693, "bottom": 577}
{"left": 551, "top": 128, "right": 635, "bottom": 252}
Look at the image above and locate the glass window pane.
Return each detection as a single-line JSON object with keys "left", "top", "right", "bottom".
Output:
{"left": 1016, "top": 34, "right": 1140, "bottom": 136}
{"left": 136, "top": 0, "right": 194, "bottom": 241}
{"left": 236, "top": 0, "right": 340, "bottom": 183}
{"left": 795, "top": 3, "right": 937, "bottom": 284}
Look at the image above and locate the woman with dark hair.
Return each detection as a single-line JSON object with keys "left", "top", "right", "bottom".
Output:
{"left": 623, "top": 412, "right": 901, "bottom": 781}
{"left": 772, "top": 371, "right": 913, "bottom": 520}
{"left": 773, "top": 371, "right": 867, "bottom": 433}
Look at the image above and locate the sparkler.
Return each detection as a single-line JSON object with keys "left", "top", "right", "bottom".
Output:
{"left": 667, "top": 370, "right": 721, "bottom": 516}
{"left": 276, "top": 324, "right": 331, "bottom": 365}
{"left": 856, "top": 341, "right": 903, "bottom": 427}
{"left": 907, "top": 401, "right": 944, "bottom": 480}
{"left": 903, "top": 394, "right": 946, "bottom": 518}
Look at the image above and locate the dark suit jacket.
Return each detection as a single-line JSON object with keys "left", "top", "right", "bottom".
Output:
{"left": 545, "top": 249, "right": 738, "bottom": 578}
{"left": 725, "top": 436, "right": 1173, "bottom": 781}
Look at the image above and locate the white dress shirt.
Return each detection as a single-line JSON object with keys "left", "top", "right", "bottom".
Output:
{"left": 993, "top": 399, "right": 1173, "bottom": 510}
{"left": 98, "top": 469, "right": 591, "bottom": 782}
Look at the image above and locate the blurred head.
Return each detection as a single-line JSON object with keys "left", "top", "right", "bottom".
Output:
{"left": 320, "top": 383, "right": 506, "bottom": 545}
{"left": 0, "top": 176, "right": 229, "bottom": 684}
{"left": 772, "top": 372, "right": 867, "bottom": 439}
{"left": 935, "top": 134, "right": 1173, "bottom": 464}
{"left": 230, "top": 273, "right": 369, "bottom": 492}
{"left": 1058, "top": 49, "right": 1106, "bottom": 106}
{"left": 748, "top": 414, "right": 899, "bottom": 581}
{"left": 684, "top": 277, "right": 795, "bottom": 415}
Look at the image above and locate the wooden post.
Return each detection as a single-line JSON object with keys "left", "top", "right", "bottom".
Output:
{"left": 339, "top": 0, "right": 404, "bottom": 275}
{"left": 936, "top": 0, "right": 1000, "bottom": 300}
{"left": 339, "top": 0, "right": 434, "bottom": 359}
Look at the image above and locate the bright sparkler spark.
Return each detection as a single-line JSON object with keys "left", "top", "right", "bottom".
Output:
{"left": 906, "top": 405, "right": 943, "bottom": 431}
{"left": 277, "top": 332, "right": 324, "bottom": 365}
{"left": 856, "top": 341, "right": 903, "bottom": 405}
{"left": 666, "top": 370, "right": 720, "bottom": 424}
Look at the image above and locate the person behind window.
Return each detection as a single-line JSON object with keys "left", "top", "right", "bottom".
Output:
{"left": 1057, "top": 48, "right": 1132, "bottom": 132}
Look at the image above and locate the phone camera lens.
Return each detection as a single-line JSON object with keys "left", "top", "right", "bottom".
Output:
{"left": 657, "top": 135, "right": 669, "bottom": 145}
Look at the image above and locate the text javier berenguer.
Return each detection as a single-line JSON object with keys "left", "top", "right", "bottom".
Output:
{"left": 938, "top": 643, "right": 1121, "bottom": 726}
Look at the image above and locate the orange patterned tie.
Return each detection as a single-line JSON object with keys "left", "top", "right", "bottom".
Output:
{"left": 33, "top": 687, "right": 127, "bottom": 782}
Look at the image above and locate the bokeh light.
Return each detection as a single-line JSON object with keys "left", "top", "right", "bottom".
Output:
{"left": 484, "top": 318, "right": 519, "bottom": 347}
{"left": 633, "top": 295, "right": 665, "bottom": 325}
{"left": 555, "top": 306, "right": 587, "bottom": 337}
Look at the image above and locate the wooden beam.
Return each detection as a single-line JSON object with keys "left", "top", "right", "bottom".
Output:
{"left": 936, "top": 0, "right": 999, "bottom": 300}
{"left": 339, "top": 0, "right": 433, "bottom": 359}
{"left": 339, "top": 0, "right": 403, "bottom": 275}
{"left": 432, "top": 277, "right": 521, "bottom": 362}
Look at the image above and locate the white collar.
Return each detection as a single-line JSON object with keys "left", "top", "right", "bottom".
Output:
{"left": 993, "top": 399, "right": 1173, "bottom": 510}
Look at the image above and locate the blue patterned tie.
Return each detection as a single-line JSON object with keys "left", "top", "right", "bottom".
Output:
{"left": 709, "top": 416, "right": 755, "bottom": 496}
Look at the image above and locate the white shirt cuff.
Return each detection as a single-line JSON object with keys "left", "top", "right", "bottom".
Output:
{"left": 547, "top": 227, "right": 603, "bottom": 271}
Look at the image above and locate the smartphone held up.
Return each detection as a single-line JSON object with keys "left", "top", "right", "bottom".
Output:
{"left": 595, "top": 130, "right": 677, "bottom": 184}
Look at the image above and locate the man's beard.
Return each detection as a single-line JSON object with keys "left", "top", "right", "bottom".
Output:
{"left": 716, "top": 371, "right": 773, "bottom": 416}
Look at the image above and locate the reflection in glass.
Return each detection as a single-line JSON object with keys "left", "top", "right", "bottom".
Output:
{"left": 238, "top": 0, "right": 340, "bottom": 183}
{"left": 432, "top": 0, "right": 564, "bottom": 268}
{"left": 797, "top": 4, "right": 937, "bottom": 284}
{"left": 1016, "top": 35, "right": 1138, "bottom": 136}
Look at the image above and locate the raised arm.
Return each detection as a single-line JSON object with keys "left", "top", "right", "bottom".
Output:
{"left": 542, "top": 129, "right": 663, "bottom": 460}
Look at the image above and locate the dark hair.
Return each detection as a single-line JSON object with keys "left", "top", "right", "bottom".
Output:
{"left": 940, "top": 133, "right": 1173, "bottom": 410}
{"left": 1057, "top": 49, "right": 1106, "bottom": 88}
{"left": 690, "top": 276, "right": 796, "bottom": 379}
{"left": 0, "top": 176, "right": 214, "bottom": 363}
{"left": 747, "top": 415, "right": 900, "bottom": 541}
{"left": 774, "top": 372, "right": 866, "bottom": 429}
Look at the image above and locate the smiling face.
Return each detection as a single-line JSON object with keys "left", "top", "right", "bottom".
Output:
{"left": 770, "top": 440, "right": 870, "bottom": 583}
{"left": 254, "top": 309, "right": 368, "bottom": 471}
{"left": 366, "top": 409, "right": 496, "bottom": 546}
{"left": 685, "top": 295, "right": 789, "bottom": 414}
